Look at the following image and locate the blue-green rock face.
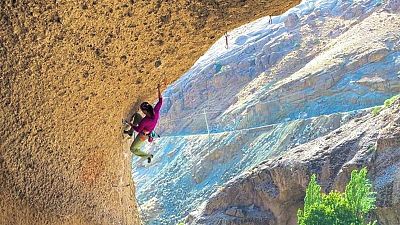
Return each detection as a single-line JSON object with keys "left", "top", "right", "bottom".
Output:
{"left": 133, "top": 0, "right": 400, "bottom": 224}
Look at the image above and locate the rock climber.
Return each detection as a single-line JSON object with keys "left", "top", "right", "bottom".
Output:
{"left": 224, "top": 32, "right": 230, "bottom": 49}
{"left": 124, "top": 84, "right": 163, "bottom": 163}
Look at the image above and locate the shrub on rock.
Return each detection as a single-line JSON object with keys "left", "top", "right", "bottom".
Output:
{"left": 297, "top": 168, "right": 376, "bottom": 225}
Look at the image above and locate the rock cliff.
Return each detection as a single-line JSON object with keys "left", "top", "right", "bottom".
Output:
{"left": 0, "top": 0, "right": 300, "bottom": 224}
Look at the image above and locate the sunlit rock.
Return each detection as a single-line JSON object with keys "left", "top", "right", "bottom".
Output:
{"left": 284, "top": 13, "right": 300, "bottom": 29}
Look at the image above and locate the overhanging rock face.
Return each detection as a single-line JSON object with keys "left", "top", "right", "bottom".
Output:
{"left": 0, "top": 0, "right": 300, "bottom": 224}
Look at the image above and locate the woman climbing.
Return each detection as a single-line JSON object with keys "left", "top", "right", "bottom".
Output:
{"left": 124, "top": 84, "right": 162, "bottom": 163}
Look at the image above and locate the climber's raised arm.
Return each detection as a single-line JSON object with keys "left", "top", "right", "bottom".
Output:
{"left": 154, "top": 84, "right": 163, "bottom": 114}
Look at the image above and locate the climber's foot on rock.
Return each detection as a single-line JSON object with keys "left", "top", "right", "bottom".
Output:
{"left": 123, "top": 130, "right": 133, "bottom": 136}
{"left": 147, "top": 154, "right": 153, "bottom": 163}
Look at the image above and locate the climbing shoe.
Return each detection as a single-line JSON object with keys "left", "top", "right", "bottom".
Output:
{"left": 123, "top": 129, "right": 133, "bottom": 136}
{"left": 147, "top": 154, "right": 153, "bottom": 163}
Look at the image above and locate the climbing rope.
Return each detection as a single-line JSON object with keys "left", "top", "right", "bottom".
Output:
{"left": 155, "top": 107, "right": 359, "bottom": 139}
{"left": 157, "top": 121, "right": 277, "bottom": 138}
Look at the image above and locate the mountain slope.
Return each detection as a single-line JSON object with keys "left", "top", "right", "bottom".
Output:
{"left": 187, "top": 99, "right": 400, "bottom": 225}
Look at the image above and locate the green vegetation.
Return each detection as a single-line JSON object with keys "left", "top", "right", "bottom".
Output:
{"left": 371, "top": 94, "right": 399, "bottom": 116}
{"left": 383, "top": 94, "right": 400, "bottom": 108}
{"left": 371, "top": 106, "right": 382, "bottom": 117}
{"left": 297, "top": 168, "right": 376, "bottom": 225}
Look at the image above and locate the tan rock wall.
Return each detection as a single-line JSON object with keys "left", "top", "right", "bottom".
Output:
{"left": 0, "top": 0, "right": 299, "bottom": 224}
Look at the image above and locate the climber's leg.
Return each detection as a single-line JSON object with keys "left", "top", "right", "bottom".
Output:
{"left": 131, "top": 112, "right": 143, "bottom": 126}
{"left": 130, "top": 133, "right": 151, "bottom": 158}
{"left": 124, "top": 113, "right": 144, "bottom": 136}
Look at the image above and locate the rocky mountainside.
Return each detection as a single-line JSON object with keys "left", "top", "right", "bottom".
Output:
{"left": 187, "top": 99, "right": 400, "bottom": 225}
{"left": 0, "top": 0, "right": 300, "bottom": 224}
{"left": 134, "top": 0, "right": 400, "bottom": 224}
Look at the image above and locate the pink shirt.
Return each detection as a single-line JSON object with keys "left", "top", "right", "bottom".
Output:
{"left": 133, "top": 98, "right": 162, "bottom": 134}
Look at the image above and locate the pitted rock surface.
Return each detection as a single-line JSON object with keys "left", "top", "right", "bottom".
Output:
{"left": 0, "top": 0, "right": 300, "bottom": 224}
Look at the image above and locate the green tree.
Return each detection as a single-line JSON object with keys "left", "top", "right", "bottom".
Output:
{"left": 297, "top": 168, "right": 377, "bottom": 225}
{"left": 304, "top": 174, "right": 322, "bottom": 213}
{"left": 300, "top": 192, "right": 362, "bottom": 225}
{"left": 345, "top": 168, "right": 376, "bottom": 218}
{"left": 298, "top": 174, "right": 322, "bottom": 224}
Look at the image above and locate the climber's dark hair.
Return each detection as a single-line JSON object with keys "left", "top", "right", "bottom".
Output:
{"left": 140, "top": 102, "right": 154, "bottom": 118}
